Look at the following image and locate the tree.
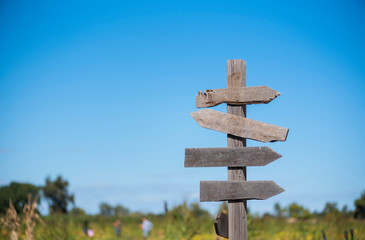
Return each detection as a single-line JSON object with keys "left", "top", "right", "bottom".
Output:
{"left": 322, "top": 202, "right": 341, "bottom": 219}
{"left": 99, "top": 202, "right": 114, "bottom": 216}
{"left": 0, "top": 182, "right": 40, "bottom": 214}
{"left": 354, "top": 191, "right": 365, "bottom": 219}
{"left": 288, "top": 203, "right": 311, "bottom": 219}
{"left": 190, "top": 203, "right": 210, "bottom": 218}
{"left": 341, "top": 205, "right": 349, "bottom": 214}
{"left": 70, "top": 207, "right": 86, "bottom": 215}
{"left": 114, "top": 205, "right": 129, "bottom": 217}
{"left": 164, "top": 201, "right": 168, "bottom": 214}
{"left": 322, "top": 202, "right": 339, "bottom": 215}
{"left": 274, "top": 202, "right": 284, "bottom": 218}
{"left": 42, "top": 176, "right": 74, "bottom": 214}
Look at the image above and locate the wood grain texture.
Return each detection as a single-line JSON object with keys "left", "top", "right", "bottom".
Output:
{"left": 215, "top": 211, "right": 228, "bottom": 239}
{"left": 227, "top": 59, "right": 247, "bottom": 240}
{"left": 191, "top": 108, "right": 289, "bottom": 142}
{"left": 185, "top": 147, "right": 281, "bottom": 167}
{"left": 200, "top": 181, "right": 285, "bottom": 202}
{"left": 196, "top": 86, "right": 281, "bottom": 108}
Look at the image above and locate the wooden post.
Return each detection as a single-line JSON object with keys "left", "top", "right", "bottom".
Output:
{"left": 186, "top": 59, "right": 288, "bottom": 239}
{"left": 227, "top": 60, "right": 247, "bottom": 240}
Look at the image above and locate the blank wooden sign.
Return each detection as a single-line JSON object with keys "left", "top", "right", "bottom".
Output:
{"left": 196, "top": 86, "right": 281, "bottom": 108}
{"left": 185, "top": 147, "right": 281, "bottom": 167}
{"left": 200, "top": 181, "right": 284, "bottom": 202}
{"left": 191, "top": 109, "right": 289, "bottom": 142}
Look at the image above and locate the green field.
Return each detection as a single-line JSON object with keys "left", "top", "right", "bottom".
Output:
{"left": 1, "top": 204, "right": 364, "bottom": 240}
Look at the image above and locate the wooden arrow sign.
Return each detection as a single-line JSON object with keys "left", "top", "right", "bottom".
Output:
{"left": 185, "top": 147, "right": 281, "bottom": 167}
{"left": 196, "top": 86, "right": 281, "bottom": 108}
{"left": 215, "top": 211, "right": 228, "bottom": 238}
{"left": 200, "top": 181, "right": 284, "bottom": 202}
{"left": 191, "top": 109, "right": 289, "bottom": 142}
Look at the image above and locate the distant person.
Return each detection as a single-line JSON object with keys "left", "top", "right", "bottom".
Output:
{"left": 87, "top": 229, "right": 94, "bottom": 237}
{"left": 140, "top": 217, "right": 153, "bottom": 239}
{"left": 83, "top": 220, "right": 88, "bottom": 236}
{"left": 113, "top": 219, "right": 121, "bottom": 237}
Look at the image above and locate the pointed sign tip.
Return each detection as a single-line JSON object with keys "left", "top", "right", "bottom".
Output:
{"left": 273, "top": 182, "right": 285, "bottom": 195}
{"left": 190, "top": 111, "right": 199, "bottom": 119}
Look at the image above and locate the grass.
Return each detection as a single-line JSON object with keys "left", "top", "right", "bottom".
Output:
{"left": 1, "top": 202, "right": 364, "bottom": 240}
{"left": 1, "top": 214, "right": 364, "bottom": 240}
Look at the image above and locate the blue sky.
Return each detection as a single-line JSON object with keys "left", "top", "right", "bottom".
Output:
{"left": 1, "top": 0, "right": 364, "bottom": 215}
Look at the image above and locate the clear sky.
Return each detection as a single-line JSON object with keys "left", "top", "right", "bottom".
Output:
{"left": 1, "top": 0, "right": 364, "bottom": 215}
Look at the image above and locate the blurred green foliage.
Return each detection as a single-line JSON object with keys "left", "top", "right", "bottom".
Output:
{"left": 1, "top": 201, "right": 364, "bottom": 240}
{"left": 42, "top": 176, "right": 74, "bottom": 214}
{"left": 287, "top": 203, "right": 311, "bottom": 219}
{"left": 354, "top": 191, "right": 365, "bottom": 219}
{"left": 0, "top": 182, "right": 40, "bottom": 214}
{"left": 1, "top": 178, "right": 365, "bottom": 239}
{"left": 99, "top": 203, "right": 130, "bottom": 217}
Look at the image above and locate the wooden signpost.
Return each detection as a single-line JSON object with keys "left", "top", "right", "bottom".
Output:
{"left": 191, "top": 109, "right": 288, "bottom": 142}
{"left": 184, "top": 59, "right": 289, "bottom": 240}
{"left": 200, "top": 181, "right": 284, "bottom": 201}
{"left": 215, "top": 211, "right": 229, "bottom": 238}
{"left": 196, "top": 86, "right": 281, "bottom": 108}
{"left": 185, "top": 147, "right": 282, "bottom": 167}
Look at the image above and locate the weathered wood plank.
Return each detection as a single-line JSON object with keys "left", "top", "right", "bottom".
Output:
{"left": 191, "top": 108, "right": 289, "bottom": 142}
{"left": 185, "top": 147, "right": 281, "bottom": 167}
{"left": 227, "top": 59, "right": 247, "bottom": 240}
{"left": 200, "top": 181, "right": 285, "bottom": 202}
{"left": 214, "top": 211, "right": 228, "bottom": 239}
{"left": 196, "top": 86, "right": 281, "bottom": 108}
